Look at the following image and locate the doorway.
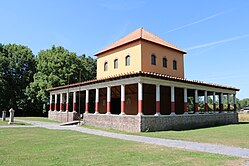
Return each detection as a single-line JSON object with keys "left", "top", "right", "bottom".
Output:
{"left": 111, "top": 98, "right": 121, "bottom": 114}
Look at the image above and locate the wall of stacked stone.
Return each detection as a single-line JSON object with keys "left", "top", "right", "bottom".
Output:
{"left": 141, "top": 113, "right": 238, "bottom": 132}
{"left": 48, "top": 111, "right": 80, "bottom": 122}
{"left": 83, "top": 114, "right": 141, "bottom": 132}
{"left": 48, "top": 111, "right": 238, "bottom": 132}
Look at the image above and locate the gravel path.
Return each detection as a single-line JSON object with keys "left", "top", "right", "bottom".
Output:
{"left": 16, "top": 119, "right": 249, "bottom": 159}
{"left": 0, "top": 125, "right": 35, "bottom": 128}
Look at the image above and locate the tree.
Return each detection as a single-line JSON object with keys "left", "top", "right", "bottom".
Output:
{"left": 26, "top": 45, "right": 96, "bottom": 114}
{"left": 0, "top": 44, "right": 36, "bottom": 113}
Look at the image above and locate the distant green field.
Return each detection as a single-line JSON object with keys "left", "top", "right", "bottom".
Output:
{"left": 0, "top": 119, "right": 29, "bottom": 126}
{"left": 0, "top": 127, "right": 243, "bottom": 166}
{"left": 16, "top": 117, "right": 60, "bottom": 123}
{"left": 82, "top": 113, "right": 249, "bottom": 149}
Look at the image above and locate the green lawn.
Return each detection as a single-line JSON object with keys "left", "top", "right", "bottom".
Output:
{"left": 16, "top": 117, "right": 60, "bottom": 123}
{"left": 0, "top": 127, "right": 244, "bottom": 166}
{"left": 0, "top": 119, "right": 30, "bottom": 126}
{"left": 82, "top": 114, "right": 249, "bottom": 149}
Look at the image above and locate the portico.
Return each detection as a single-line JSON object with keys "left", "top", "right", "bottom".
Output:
{"left": 48, "top": 28, "right": 239, "bottom": 131}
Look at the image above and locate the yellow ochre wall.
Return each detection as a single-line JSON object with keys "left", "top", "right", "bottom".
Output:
{"left": 96, "top": 39, "right": 185, "bottom": 79}
{"left": 141, "top": 40, "right": 184, "bottom": 78}
{"left": 97, "top": 40, "right": 142, "bottom": 79}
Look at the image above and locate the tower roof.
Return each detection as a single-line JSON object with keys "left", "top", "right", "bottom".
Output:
{"left": 94, "top": 28, "right": 186, "bottom": 56}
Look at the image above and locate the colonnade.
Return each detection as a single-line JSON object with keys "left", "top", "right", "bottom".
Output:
{"left": 49, "top": 83, "right": 237, "bottom": 115}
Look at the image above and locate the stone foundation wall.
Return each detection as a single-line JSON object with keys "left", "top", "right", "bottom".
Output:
{"left": 83, "top": 114, "right": 141, "bottom": 132}
{"left": 141, "top": 113, "right": 238, "bottom": 132}
{"left": 48, "top": 111, "right": 80, "bottom": 122}
{"left": 48, "top": 111, "right": 238, "bottom": 132}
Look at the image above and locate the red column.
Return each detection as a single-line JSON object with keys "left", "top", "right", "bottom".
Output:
{"left": 60, "top": 93, "right": 64, "bottom": 112}
{"left": 184, "top": 103, "right": 188, "bottom": 113}
{"left": 49, "top": 94, "right": 53, "bottom": 111}
{"left": 73, "top": 92, "right": 76, "bottom": 112}
{"left": 194, "top": 103, "right": 199, "bottom": 113}
{"left": 54, "top": 94, "right": 58, "bottom": 111}
{"left": 120, "top": 85, "right": 125, "bottom": 115}
{"left": 205, "top": 103, "right": 208, "bottom": 112}
{"left": 234, "top": 104, "right": 237, "bottom": 112}
{"left": 213, "top": 103, "right": 216, "bottom": 112}
{"left": 155, "top": 84, "right": 160, "bottom": 115}
{"left": 95, "top": 88, "right": 99, "bottom": 114}
{"left": 85, "top": 90, "right": 89, "bottom": 114}
{"left": 138, "top": 83, "right": 143, "bottom": 115}
{"left": 171, "top": 86, "right": 175, "bottom": 115}
{"left": 194, "top": 89, "right": 199, "bottom": 113}
{"left": 220, "top": 104, "right": 224, "bottom": 112}
{"left": 106, "top": 87, "right": 111, "bottom": 114}
{"left": 204, "top": 91, "right": 208, "bottom": 113}
{"left": 184, "top": 88, "right": 188, "bottom": 114}
{"left": 220, "top": 93, "right": 224, "bottom": 112}
{"left": 66, "top": 92, "right": 69, "bottom": 112}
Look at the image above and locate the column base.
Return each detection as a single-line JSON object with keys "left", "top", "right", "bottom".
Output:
{"left": 154, "top": 112, "right": 161, "bottom": 116}
{"left": 106, "top": 112, "right": 111, "bottom": 115}
{"left": 183, "top": 112, "right": 188, "bottom": 115}
{"left": 119, "top": 112, "right": 126, "bottom": 115}
{"left": 8, "top": 122, "right": 14, "bottom": 125}
{"left": 94, "top": 112, "right": 99, "bottom": 115}
{"left": 170, "top": 112, "right": 176, "bottom": 116}
{"left": 84, "top": 112, "right": 88, "bottom": 115}
{"left": 73, "top": 111, "right": 77, "bottom": 113}
{"left": 223, "top": 111, "right": 228, "bottom": 113}
{"left": 195, "top": 112, "right": 199, "bottom": 114}
{"left": 137, "top": 112, "right": 143, "bottom": 116}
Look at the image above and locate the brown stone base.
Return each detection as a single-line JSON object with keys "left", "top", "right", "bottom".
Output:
{"left": 48, "top": 111, "right": 80, "bottom": 122}
{"left": 48, "top": 111, "right": 238, "bottom": 132}
{"left": 82, "top": 113, "right": 238, "bottom": 132}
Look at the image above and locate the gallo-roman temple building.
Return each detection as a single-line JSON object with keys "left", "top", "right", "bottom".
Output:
{"left": 48, "top": 28, "right": 239, "bottom": 132}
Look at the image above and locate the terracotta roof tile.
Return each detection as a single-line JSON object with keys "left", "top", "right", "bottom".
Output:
{"left": 48, "top": 71, "right": 239, "bottom": 91}
{"left": 94, "top": 28, "right": 186, "bottom": 56}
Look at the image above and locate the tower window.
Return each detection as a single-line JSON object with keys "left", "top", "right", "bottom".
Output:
{"left": 163, "top": 57, "right": 167, "bottom": 68}
{"left": 104, "top": 62, "right": 108, "bottom": 71}
{"left": 151, "top": 54, "right": 156, "bottom": 65}
{"left": 173, "top": 60, "right": 177, "bottom": 70}
{"left": 114, "top": 59, "right": 118, "bottom": 69}
{"left": 125, "top": 55, "right": 130, "bottom": 66}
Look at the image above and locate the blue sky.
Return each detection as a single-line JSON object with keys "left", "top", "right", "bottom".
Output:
{"left": 1, "top": 0, "right": 249, "bottom": 99}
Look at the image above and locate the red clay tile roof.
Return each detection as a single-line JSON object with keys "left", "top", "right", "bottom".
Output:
{"left": 48, "top": 71, "right": 239, "bottom": 91}
{"left": 94, "top": 28, "right": 187, "bottom": 56}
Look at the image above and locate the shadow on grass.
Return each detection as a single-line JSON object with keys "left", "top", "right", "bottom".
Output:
{"left": 13, "top": 122, "right": 29, "bottom": 125}
{"left": 238, "top": 122, "right": 249, "bottom": 124}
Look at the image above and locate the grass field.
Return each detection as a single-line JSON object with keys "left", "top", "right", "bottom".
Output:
{"left": 0, "top": 119, "right": 29, "bottom": 126}
{"left": 16, "top": 117, "right": 60, "bottom": 123}
{"left": 238, "top": 113, "right": 249, "bottom": 122}
{"left": 0, "top": 127, "right": 244, "bottom": 166}
{"left": 82, "top": 113, "right": 249, "bottom": 149}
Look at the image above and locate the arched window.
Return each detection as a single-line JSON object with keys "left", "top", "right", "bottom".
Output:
{"left": 163, "top": 57, "right": 167, "bottom": 68}
{"left": 151, "top": 54, "right": 156, "bottom": 65}
{"left": 114, "top": 59, "right": 118, "bottom": 69}
{"left": 125, "top": 55, "right": 130, "bottom": 66}
{"left": 104, "top": 61, "right": 108, "bottom": 71}
{"left": 173, "top": 60, "right": 177, "bottom": 70}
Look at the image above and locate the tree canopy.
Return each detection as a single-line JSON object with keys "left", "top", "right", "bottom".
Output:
{"left": 0, "top": 44, "right": 36, "bottom": 113}
{"left": 26, "top": 45, "right": 96, "bottom": 114}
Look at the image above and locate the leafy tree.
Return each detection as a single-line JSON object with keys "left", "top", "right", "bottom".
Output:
{"left": 238, "top": 98, "right": 249, "bottom": 109}
{"left": 0, "top": 44, "right": 36, "bottom": 113}
{"left": 26, "top": 45, "right": 96, "bottom": 114}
